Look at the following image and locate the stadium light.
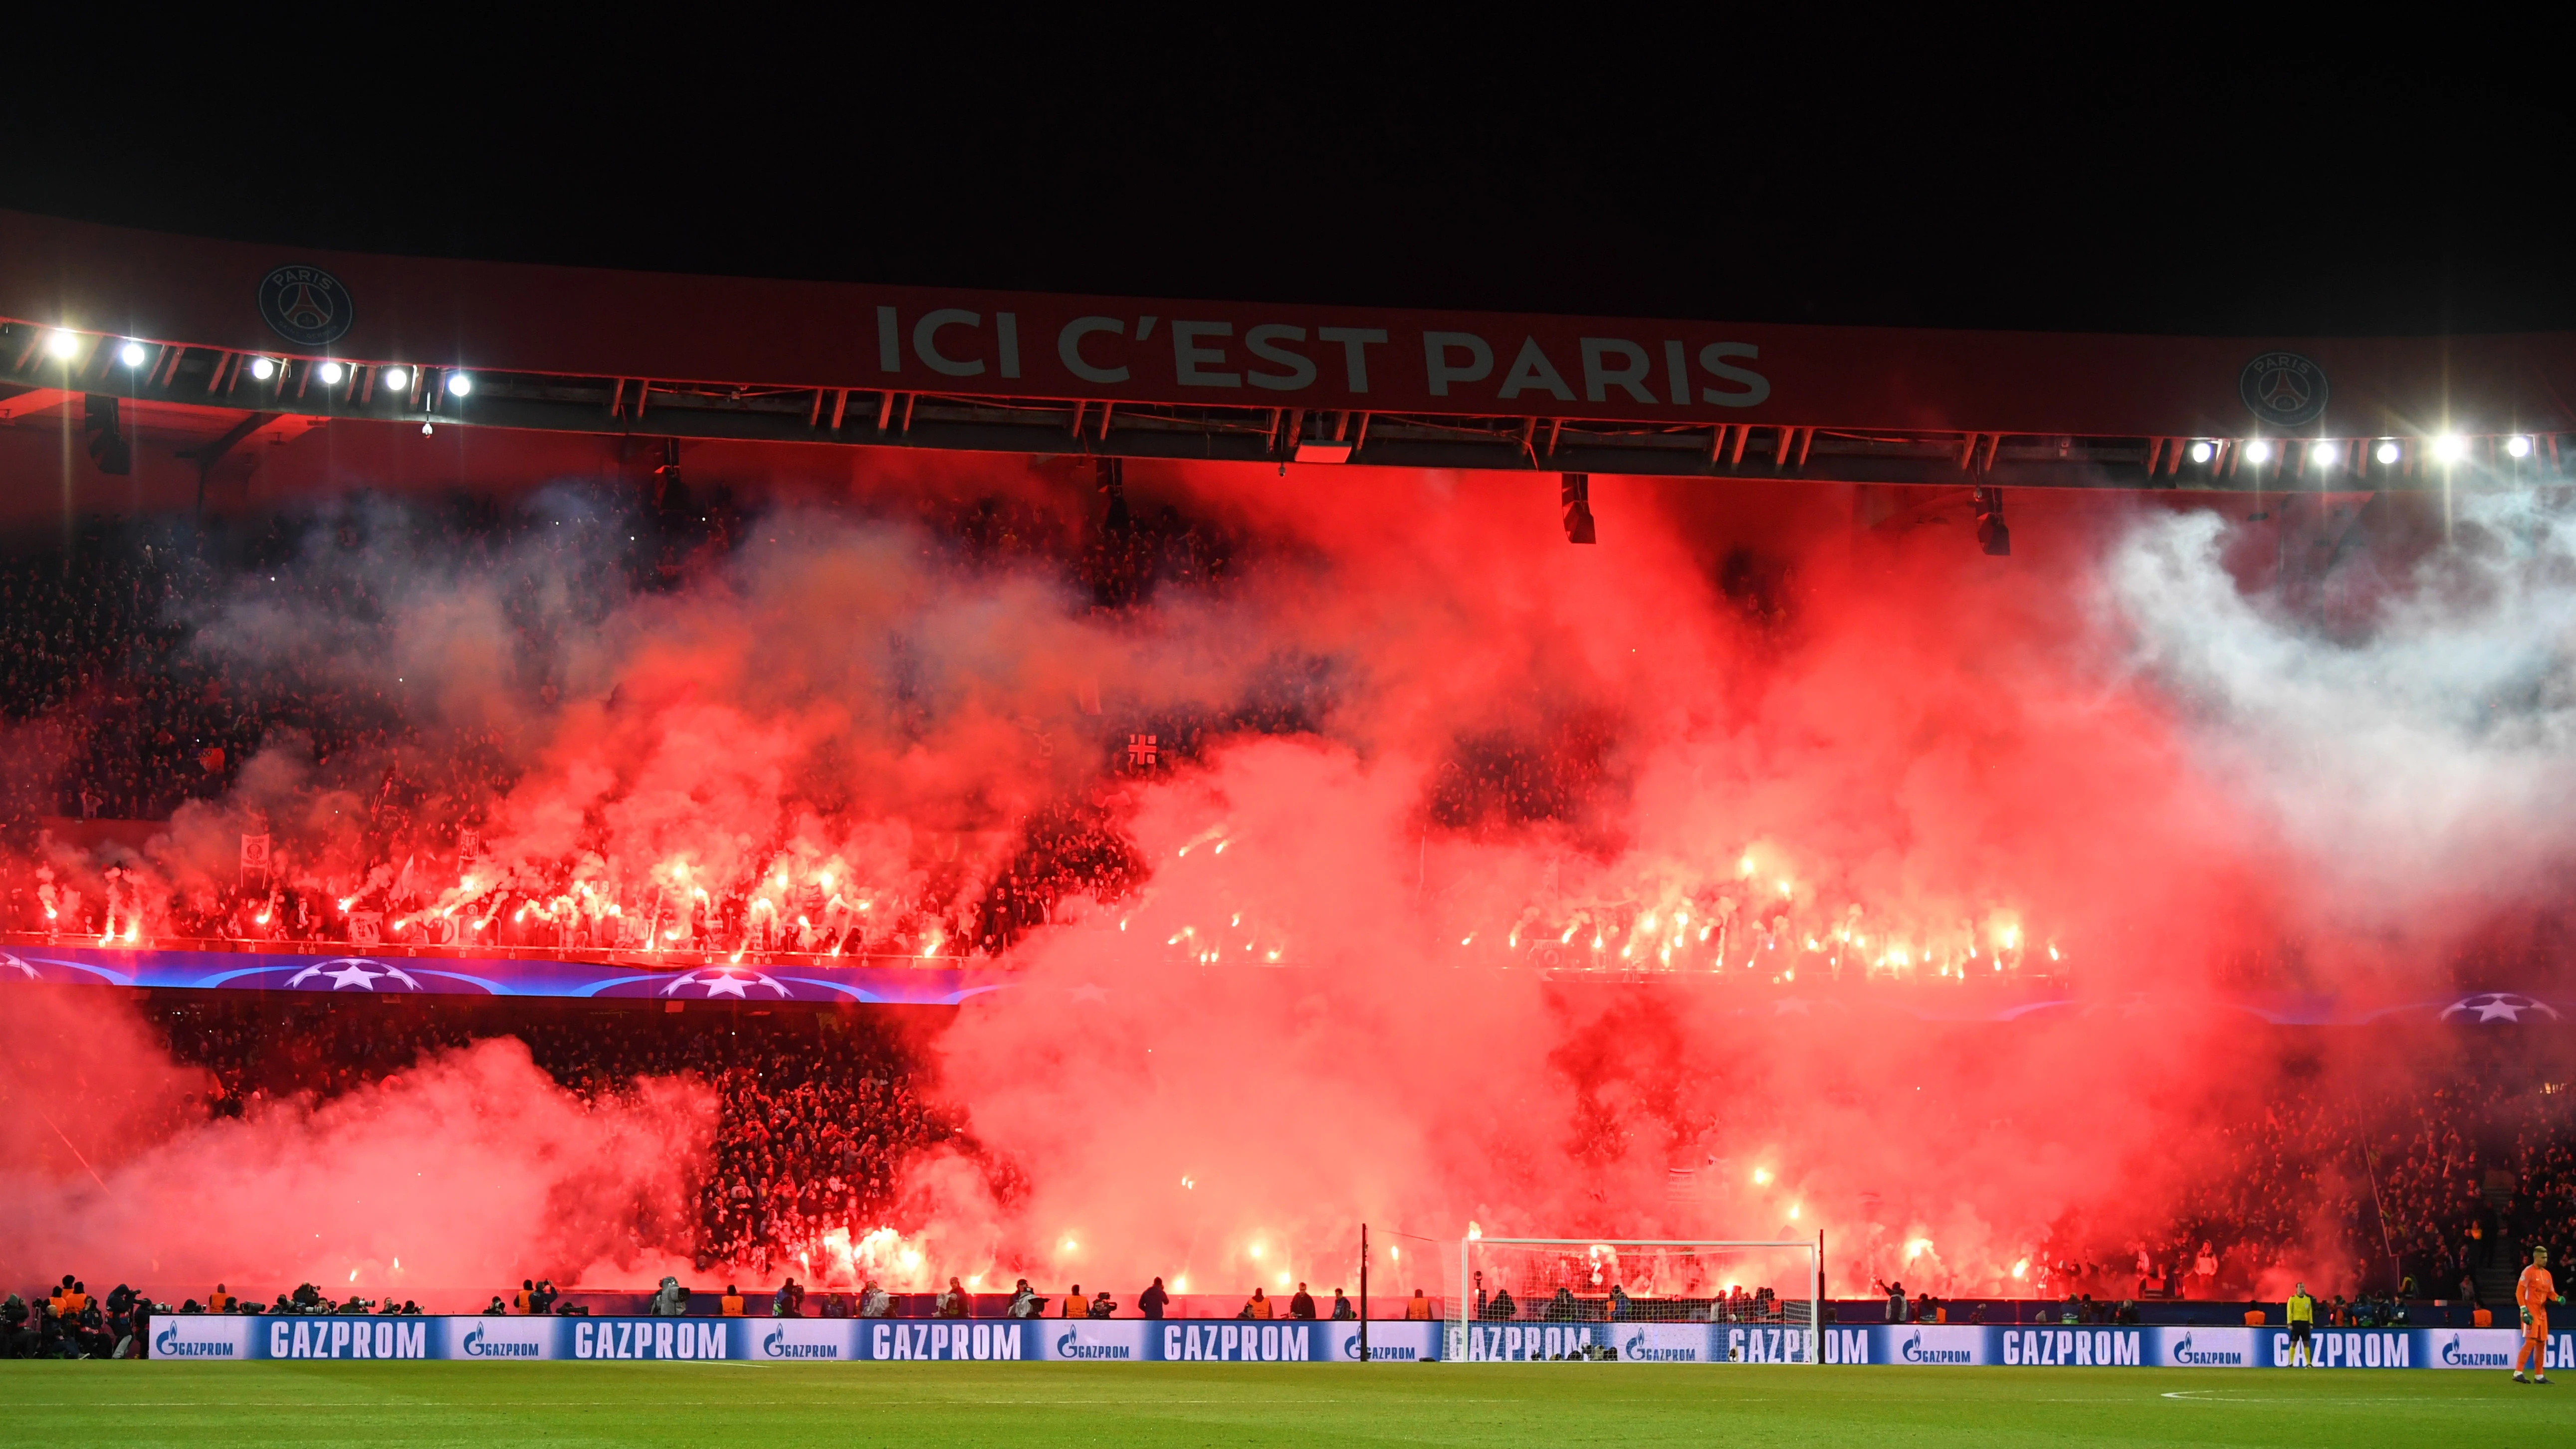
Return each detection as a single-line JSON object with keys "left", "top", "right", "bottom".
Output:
{"left": 45, "top": 330, "right": 80, "bottom": 359}
{"left": 2431, "top": 434, "right": 2469, "bottom": 464}
{"left": 318, "top": 361, "right": 345, "bottom": 385}
{"left": 118, "top": 341, "right": 149, "bottom": 367}
{"left": 383, "top": 366, "right": 411, "bottom": 391}
{"left": 445, "top": 372, "right": 474, "bottom": 397}
{"left": 2375, "top": 439, "right": 2401, "bottom": 465}
{"left": 2507, "top": 434, "right": 2533, "bottom": 458}
{"left": 2243, "top": 439, "right": 2273, "bottom": 464}
{"left": 250, "top": 357, "right": 277, "bottom": 380}
{"left": 2310, "top": 441, "right": 2339, "bottom": 467}
{"left": 2187, "top": 440, "right": 2214, "bottom": 464}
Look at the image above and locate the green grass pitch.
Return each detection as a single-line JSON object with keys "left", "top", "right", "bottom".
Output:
{"left": 1, "top": 1362, "right": 2563, "bottom": 1447}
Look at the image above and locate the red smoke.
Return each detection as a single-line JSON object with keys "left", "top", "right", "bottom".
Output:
{"left": 0, "top": 987, "right": 708, "bottom": 1302}
{"left": 8, "top": 457, "right": 2564, "bottom": 1303}
{"left": 907, "top": 470, "right": 2295, "bottom": 1301}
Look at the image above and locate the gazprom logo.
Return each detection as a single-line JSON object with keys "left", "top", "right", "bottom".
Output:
{"left": 462, "top": 1325, "right": 541, "bottom": 1358}
{"left": 2440, "top": 1335, "right": 2508, "bottom": 1368}
{"left": 1622, "top": 1332, "right": 1694, "bottom": 1362}
{"left": 1899, "top": 1331, "right": 1971, "bottom": 1365}
{"left": 2170, "top": 1334, "right": 2242, "bottom": 1367}
{"left": 152, "top": 1325, "right": 234, "bottom": 1358}
{"left": 1056, "top": 1330, "right": 1133, "bottom": 1360}
{"left": 1343, "top": 1335, "right": 1417, "bottom": 1361}
{"left": 764, "top": 1328, "right": 838, "bottom": 1359}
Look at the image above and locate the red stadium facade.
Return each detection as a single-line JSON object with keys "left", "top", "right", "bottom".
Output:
{"left": 4, "top": 207, "right": 2573, "bottom": 491}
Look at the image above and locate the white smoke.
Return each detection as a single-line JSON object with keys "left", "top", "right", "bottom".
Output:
{"left": 2109, "top": 490, "right": 2576, "bottom": 933}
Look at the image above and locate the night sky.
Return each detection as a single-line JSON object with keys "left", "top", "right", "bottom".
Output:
{"left": 7, "top": 22, "right": 2569, "bottom": 336}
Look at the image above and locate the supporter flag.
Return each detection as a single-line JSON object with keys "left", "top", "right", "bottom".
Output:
{"left": 1128, "top": 734, "right": 1158, "bottom": 768}
{"left": 239, "top": 832, "right": 272, "bottom": 882}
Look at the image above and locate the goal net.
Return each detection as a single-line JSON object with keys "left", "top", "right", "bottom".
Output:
{"left": 1443, "top": 1237, "right": 1819, "bottom": 1364}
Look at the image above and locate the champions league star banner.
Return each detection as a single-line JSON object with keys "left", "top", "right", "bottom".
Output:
{"left": 0, "top": 943, "right": 1005, "bottom": 1006}
{"left": 11, "top": 943, "right": 2572, "bottom": 1024}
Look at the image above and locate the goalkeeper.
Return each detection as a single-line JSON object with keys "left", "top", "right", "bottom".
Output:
{"left": 2515, "top": 1245, "right": 2561, "bottom": 1384}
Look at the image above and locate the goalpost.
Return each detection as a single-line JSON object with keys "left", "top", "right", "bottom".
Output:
{"left": 1443, "top": 1237, "right": 1822, "bottom": 1364}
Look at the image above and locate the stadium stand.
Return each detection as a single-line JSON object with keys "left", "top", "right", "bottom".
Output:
{"left": 3, "top": 484, "right": 2572, "bottom": 1315}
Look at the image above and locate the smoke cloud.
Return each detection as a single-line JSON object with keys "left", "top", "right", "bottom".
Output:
{"left": 0, "top": 987, "right": 708, "bottom": 1302}
{"left": 9, "top": 461, "right": 2571, "bottom": 1302}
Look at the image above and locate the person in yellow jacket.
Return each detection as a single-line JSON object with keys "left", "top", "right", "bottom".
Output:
{"left": 1242, "top": 1287, "right": 1273, "bottom": 1320}
{"left": 1062, "top": 1284, "right": 1086, "bottom": 1317}
{"left": 2284, "top": 1283, "right": 2316, "bottom": 1367}
{"left": 720, "top": 1285, "right": 745, "bottom": 1316}
{"left": 208, "top": 1284, "right": 233, "bottom": 1313}
{"left": 1405, "top": 1289, "right": 1433, "bottom": 1321}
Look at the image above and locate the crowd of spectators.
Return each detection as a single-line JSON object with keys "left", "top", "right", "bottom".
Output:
{"left": 2034, "top": 1067, "right": 2576, "bottom": 1308}
{"left": 8, "top": 483, "right": 2576, "bottom": 1327}
{"left": 0, "top": 480, "right": 1257, "bottom": 964}
{"left": 1, "top": 480, "right": 2096, "bottom": 983}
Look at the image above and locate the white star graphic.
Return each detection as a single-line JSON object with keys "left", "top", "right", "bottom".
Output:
{"left": 0, "top": 952, "right": 34, "bottom": 981}
{"left": 325, "top": 963, "right": 381, "bottom": 991}
{"left": 2442, "top": 992, "right": 2561, "bottom": 1025}
{"left": 701, "top": 971, "right": 752, "bottom": 999}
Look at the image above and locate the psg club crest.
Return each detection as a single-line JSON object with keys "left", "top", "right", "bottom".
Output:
{"left": 2238, "top": 351, "right": 2328, "bottom": 428}
{"left": 256, "top": 264, "right": 354, "bottom": 347}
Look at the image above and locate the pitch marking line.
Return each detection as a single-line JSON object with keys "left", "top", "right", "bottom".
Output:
{"left": 2163, "top": 1390, "right": 2513, "bottom": 1404}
